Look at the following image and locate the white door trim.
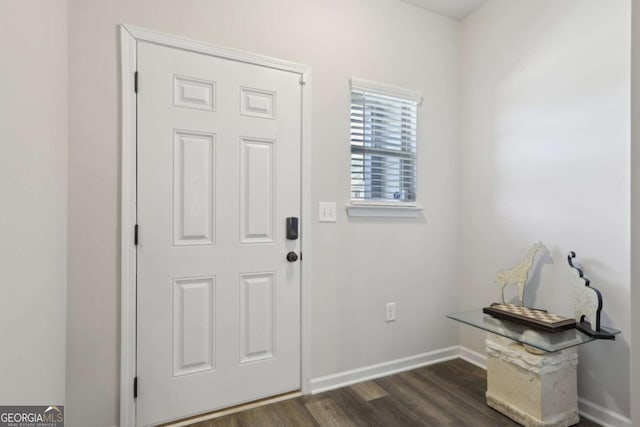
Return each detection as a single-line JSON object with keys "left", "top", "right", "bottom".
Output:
{"left": 119, "top": 25, "right": 312, "bottom": 427}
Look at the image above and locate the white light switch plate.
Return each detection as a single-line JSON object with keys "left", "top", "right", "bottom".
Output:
{"left": 386, "top": 302, "right": 396, "bottom": 322}
{"left": 318, "top": 202, "right": 337, "bottom": 222}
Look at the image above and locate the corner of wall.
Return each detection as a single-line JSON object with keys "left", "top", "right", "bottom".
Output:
{"left": 630, "top": 1, "right": 640, "bottom": 424}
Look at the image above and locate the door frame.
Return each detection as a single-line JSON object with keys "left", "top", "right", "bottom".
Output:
{"left": 119, "top": 24, "right": 312, "bottom": 427}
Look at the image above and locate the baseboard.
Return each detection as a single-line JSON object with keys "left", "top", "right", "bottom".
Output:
{"left": 458, "top": 346, "right": 631, "bottom": 427}
{"left": 459, "top": 346, "right": 487, "bottom": 369}
{"left": 310, "top": 346, "right": 460, "bottom": 394}
{"left": 114, "top": 344, "right": 631, "bottom": 427}
{"left": 578, "top": 398, "right": 631, "bottom": 427}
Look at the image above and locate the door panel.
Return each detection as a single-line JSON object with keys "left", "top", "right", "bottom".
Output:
{"left": 173, "top": 130, "right": 215, "bottom": 245}
{"left": 239, "top": 272, "right": 275, "bottom": 363}
{"left": 239, "top": 137, "right": 275, "bottom": 243}
{"left": 172, "top": 277, "right": 215, "bottom": 377}
{"left": 136, "top": 41, "right": 301, "bottom": 426}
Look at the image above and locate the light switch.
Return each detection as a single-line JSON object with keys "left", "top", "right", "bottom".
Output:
{"left": 318, "top": 202, "right": 337, "bottom": 222}
{"left": 386, "top": 302, "right": 396, "bottom": 322}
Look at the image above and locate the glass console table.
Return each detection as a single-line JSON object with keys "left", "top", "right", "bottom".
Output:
{"left": 447, "top": 309, "right": 620, "bottom": 426}
{"left": 447, "top": 309, "right": 620, "bottom": 353}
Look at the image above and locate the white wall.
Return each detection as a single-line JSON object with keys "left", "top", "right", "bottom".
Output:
{"left": 66, "top": 1, "right": 460, "bottom": 425}
{"left": 460, "top": 0, "right": 631, "bottom": 420}
{"left": 631, "top": 1, "right": 640, "bottom": 424}
{"left": 0, "top": 0, "right": 68, "bottom": 406}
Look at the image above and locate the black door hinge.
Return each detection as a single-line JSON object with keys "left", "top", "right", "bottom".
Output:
{"left": 134, "top": 377, "right": 138, "bottom": 398}
{"left": 134, "top": 224, "right": 139, "bottom": 245}
{"left": 134, "top": 71, "right": 138, "bottom": 93}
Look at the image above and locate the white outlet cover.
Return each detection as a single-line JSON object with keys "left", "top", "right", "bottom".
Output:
{"left": 318, "top": 202, "right": 337, "bottom": 222}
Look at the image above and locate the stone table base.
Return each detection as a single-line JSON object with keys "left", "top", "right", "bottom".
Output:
{"left": 485, "top": 333, "right": 579, "bottom": 427}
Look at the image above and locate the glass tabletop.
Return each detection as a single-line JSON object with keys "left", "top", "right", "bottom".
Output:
{"left": 447, "top": 309, "right": 620, "bottom": 353}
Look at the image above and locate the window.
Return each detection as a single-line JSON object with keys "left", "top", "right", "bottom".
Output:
{"left": 350, "top": 78, "right": 421, "bottom": 208}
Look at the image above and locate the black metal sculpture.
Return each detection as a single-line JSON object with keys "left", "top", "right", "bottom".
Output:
{"left": 567, "top": 251, "right": 615, "bottom": 339}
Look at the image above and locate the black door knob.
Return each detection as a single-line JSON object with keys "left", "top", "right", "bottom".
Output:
{"left": 286, "top": 251, "right": 299, "bottom": 262}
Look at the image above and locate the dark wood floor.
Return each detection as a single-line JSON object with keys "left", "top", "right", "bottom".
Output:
{"left": 188, "top": 358, "right": 600, "bottom": 427}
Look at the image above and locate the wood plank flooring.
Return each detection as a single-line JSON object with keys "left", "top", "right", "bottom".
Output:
{"left": 187, "top": 358, "right": 600, "bottom": 427}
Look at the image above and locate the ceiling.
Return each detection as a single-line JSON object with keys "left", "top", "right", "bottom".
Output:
{"left": 401, "top": 0, "right": 488, "bottom": 20}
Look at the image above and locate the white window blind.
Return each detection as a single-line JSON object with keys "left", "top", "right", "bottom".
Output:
{"left": 350, "top": 79, "right": 420, "bottom": 204}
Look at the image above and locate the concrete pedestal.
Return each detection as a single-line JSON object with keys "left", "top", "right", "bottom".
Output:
{"left": 485, "top": 334, "right": 579, "bottom": 427}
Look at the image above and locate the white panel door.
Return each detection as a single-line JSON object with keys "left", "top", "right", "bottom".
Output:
{"left": 136, "top": 41, "right": 301, "bottom": 426}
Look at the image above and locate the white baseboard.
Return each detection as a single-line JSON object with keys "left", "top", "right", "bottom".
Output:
{"left": 312, "top": 345, "right": 630, "bottom": 427}
{"left": 310, "top": 346, "right": 459, "bottom": 394}
{"left": 457, "top": 346, "right": 631, "bottom": 427}
{"left": 118, "top": 344, "right": 630, "bottom": 427}
{"left": 578, "top": 398, "right": 631, "bottom": 427}
{"left": 459, "top": 346, "right": 487, "bottom": 369}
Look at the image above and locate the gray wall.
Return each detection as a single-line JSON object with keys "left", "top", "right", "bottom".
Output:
{"left": 459, "top": 0, "right": 631, "bottom": 419}
{"left": 63, "top": 1, "right": 633, "bottom": 425}
{"left": 631, "top": 1, "right": 640, "bottom": 425}
{"left": 0, "top": 0, "right": 68, "bottom": 406}
{"left": 66, "top": 1, "right": 460, "bottom": 425}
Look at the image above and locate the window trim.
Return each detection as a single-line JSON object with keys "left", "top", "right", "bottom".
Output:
{"left": 350, "top": 77, "right": 422, "bottom": 105}
{"left": 349, "top": 78, "right": 423, "bottom": 217}
{"left": 346, "top": 203, "right": 424, "bottom": 218}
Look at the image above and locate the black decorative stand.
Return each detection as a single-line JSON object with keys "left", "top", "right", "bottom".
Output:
{"left": 567, "top": 251, "right": 615, "bottom": 340}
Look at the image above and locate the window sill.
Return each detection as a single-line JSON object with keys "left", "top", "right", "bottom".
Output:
{"left": 346, "top": 204, "right": 424, "bottom": 218}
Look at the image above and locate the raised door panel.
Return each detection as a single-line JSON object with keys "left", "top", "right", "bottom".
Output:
{"left": 174, "top": 75, "right": 216, "bottom": 111}
{"left": 240, "top": 87, "right": 276, "bottom": 119}
{"left": 239, "top": 138, "right": 274, "bottom": 244}
{"left": 173, "top": 277, "right": 215, "bottom": 376}
{"left": 174, "top": 130, "right": 215, "bottom": 246}
{"left": 239, "top": 272, "right": 275, "bottom": 363}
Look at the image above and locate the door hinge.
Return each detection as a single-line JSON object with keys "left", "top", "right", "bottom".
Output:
{"left": 134, "top": 71, "right": 139, "bottom": 93}
{"left": 134, "top": 224, "right": 139, "bottom": 245}
{"left": 133, "top": 377, "right": 138, "bottom": 399}
{"left": 299, "top": 75, "right": 306, "bottom": 86}
{"left": 300, "top": 252, "right": 302, "bottom": 261}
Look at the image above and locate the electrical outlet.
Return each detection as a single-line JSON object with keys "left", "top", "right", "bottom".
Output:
{"left": 318, "top": 202, "right": 337, "bottom": 222}
{"left": 385, "top": 302, "right": 396, "bottom": 322}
